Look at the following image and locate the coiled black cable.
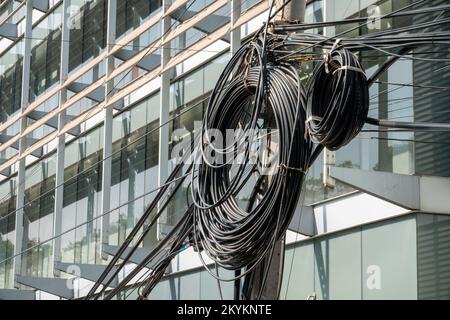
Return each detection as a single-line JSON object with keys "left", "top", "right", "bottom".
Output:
{"left": 306, "top": 46, "right": 369, "bottom": 150}
{"left": 190, "top": 35, "right": 314, "bottom": 273}
{"left": 91, "top": 0, "right": 447, "bottom": 298}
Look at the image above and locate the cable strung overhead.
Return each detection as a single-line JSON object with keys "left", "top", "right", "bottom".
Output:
{"left": 190, "top": 37, "right": 314, "bottom": 272}
{"left": 87, "top": 0, "right": 450, "bottom": 300}
{"left": 306, "top": 44, "right": 369, "bottom": 150}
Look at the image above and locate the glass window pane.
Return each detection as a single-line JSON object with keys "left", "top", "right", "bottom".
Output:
{"left": 417, "top": 213, "right": 450, "bottom": 300}
{"left": 362, "top": 215, "right": 417, "bottom": 299}
{"left": 314, "top": 231, "right": 362, "bottom": 300}
{"left": 281, "top": 241, "right": 315, "bottom": 299}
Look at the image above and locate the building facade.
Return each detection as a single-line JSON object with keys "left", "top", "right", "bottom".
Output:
{"left": 0, "top": 0, "right": 449, "bottom": 299}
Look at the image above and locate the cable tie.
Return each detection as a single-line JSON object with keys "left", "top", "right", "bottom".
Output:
{"left": 305, "top": 115, "right": 323, "bottom": 123}
{"left": 305, "top": 116, "right": 322, "bottom": 139}
{"left": 242, "top": 64, "right": 254, "bottom": 94}
{"left": 243, "top": 77, "right": 253, "bottom": 94}
{"left": 330, "top": 38, "right": 342, "bottom": 52}
{"left": 324, "top": 53, "right": 330, "bottom": 74}
{"left": 324, "top": 39, "right": 341, "bottom": 74}
{"left": 289, "top": 55, "right": 312, "bottom": 62}
{"left": 278, "top": 163, "right": 307, "bottom": 176}
{"left": 332, "top": 65, "right": 366, "bottom": 76}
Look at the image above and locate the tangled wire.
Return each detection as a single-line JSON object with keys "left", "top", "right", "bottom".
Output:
{"left": 88, "top": 31, "right": 371, "bottom": 301}
{"left": 189, "top": 32, "right": 369, "bottom": 278}
{"left": 190, "top": 38, "right": 313, "bottom": 273}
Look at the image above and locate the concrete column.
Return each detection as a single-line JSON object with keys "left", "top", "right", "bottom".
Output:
{"left": 157, "top": 0, "right": 171, "bottom": 240}
{"left": 100, "top": 0, "right": 117, "bottom": 259}
{"left": 275, "top": 0, "right": 306, "bottom": 23}
{"left": 230, "top": 0, "right": 241, "bottom": 55}
{"left": 321, "top": 1, "right": 336, "bottom": 188}
{"left": 13, "top": 0, "right": 33, "bottom": 287}
{"left": 242, "top": 0, "right": 308, "bottom": 300}
{"left": 52, "top": 0, "right": 71, "bottom": 275}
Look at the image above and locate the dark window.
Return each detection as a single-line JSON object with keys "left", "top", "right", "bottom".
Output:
{"left": 69, "top": 0, "right": 108, "bottom": 72}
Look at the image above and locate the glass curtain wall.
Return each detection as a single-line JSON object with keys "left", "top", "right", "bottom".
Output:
{"left": 330, "top": 0, "right": 450, "bottom": 177}
{"left": 0, "top": 176, "right": 17, "bottom": 288}
{"left": 116, "top": 0, "right": 162, "bottom": 38}
{"left": 0, "top": 40, "right": 23, "bottom": 123}
{"left": 68, "top": 0, "right": 107, "bottom": 72}
{"left": 23, "top": 155, "right": 57, "bottom": 278}
{"left": 0, "top": 51, "right": 231, "bottom": 288}
{"left": 304, "top": 0, "right": 450, "bottom": 205}
{"left": 108, "top": 94, "right": 160, "bottom": 247}
{"left": 60, "top": 126, "right": 103, "bottom": 265}
{"left": 281, "top": 213, "right": 418, "bottom": 300}
{"left": 1, "top": 0, "right": 117, "bottom": 123}
{"left": 412, "top": 0, "right": 450, "bottom": 177}
{"left": 114, "top": 212, "right": 449, "bottom": 300}
{"left": 162, "top": 53, "right": 228, "bottom": 232}
{"left": 29, "top": 5, "right": 63, "bottom": 102}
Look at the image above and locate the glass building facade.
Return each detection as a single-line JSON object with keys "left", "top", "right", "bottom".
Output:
{"left": 0, "top": 0, "right": 449, "bottom": 299}
{"left": 122, "top": 213, "right": 449, "bottom": 300}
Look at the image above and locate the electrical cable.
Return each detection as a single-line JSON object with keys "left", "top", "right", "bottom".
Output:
{"left": 20, "top": 0, "right": 447, "bottom": 300}
{"left": 85, "top": 133, "right": 198, "bottom": 299}
{"left": 190, "top": 48, "right": 313, "bottom": 272}
{"left": 184, "top": 4, "right": 320, "bottom": 296}
{"left": 271, "top": 4, "right": 450, "bottom": 32}
{"left": 0, "top": 168, "right": 197, "bottom": 267}
{"left": 0, "top": 0, "right": 258, "bottom": 204}
{"left": 305, "top": 45, "right": 369, "bottom": 150}
{"left": 366, "top": 118, "right": 450, "bottom": 132}
{"left": 88, "top": 119, "right": 272, "bottom": 298}
{"left": 104, "top": 204, "right": 194, "bottom": 300}
{"left": 367, "top": 136, "right": 450, "bottom": 146}
{"left": 98, "top": 2, "right": 310, "bottom": 300}
{"left": 0, "top": 96, "right": 208, "bottom": 225}
{"left": 278, "top": 0, "right": 429, "bottom": 61}
{"left": 94, "top": 0, "right": 450, "bottom": 300}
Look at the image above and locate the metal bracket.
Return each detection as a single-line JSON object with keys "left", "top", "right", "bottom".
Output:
{"left": 0, "top": 134, "right": 43, "bottom": 158}
{"left": 323, "top": 149, "right": 336, "bottom": 188}
{"left": 330, "top": 167, "right": 450, "bottom": 214}
{"left": 0, "top": 288, "right": 36, "bottom": 300}
{"left": 54, "top": 261, "right": 119, "bottom": 288}
{"left": 103, "top": 244, "right": 151, "bottom": 265}
{"left": 113, "top": 49, "right": 160, "bottom": 72}
{"left": 31, "top": 0, "right": 49, "bottom": 12}
{"left": 16, "top": 275, "right": 74, "bottom": 299}
{"left": 0, "top": 23, "right": 17, "bottom": 39}
{"left": 288, "top": 205, "right": 316, "bottom": 236}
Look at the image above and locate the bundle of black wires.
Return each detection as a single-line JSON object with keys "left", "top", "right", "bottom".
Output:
{"left": 89, "top": 0, "right": 450, "bottom": 300}
{"left": 305, "top": 45, "right": 369, "bottom": 150}
{"left": 190, "top": 34, "right": 314, "bottom": 273}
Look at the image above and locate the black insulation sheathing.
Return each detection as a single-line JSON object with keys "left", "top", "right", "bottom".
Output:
{"left": 87, "top": 0, "right": 450, "bottom": 298}
{"left": 306, "top": 46, "right": 369, "bottom": 150}
{"left": 190, "top": 38, "right": 314, "bottom": 272}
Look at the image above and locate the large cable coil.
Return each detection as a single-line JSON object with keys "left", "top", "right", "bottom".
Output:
{"left": 87, "top": 0, "right": 450, "bottom": 299}
{"left": 190, "top": 37, "right": 313, "bottom": 272}
{"left": 306, "top": 45, "right": 369, "bottom": 150}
